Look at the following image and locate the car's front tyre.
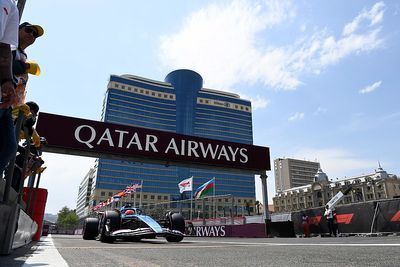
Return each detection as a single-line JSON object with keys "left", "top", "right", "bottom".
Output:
{"left": 99, "top": 210, "right": 120, "bottom": 243}
{"left": 82, "top": 217, "right": 99, "bottom": 240}
{"left": 165, "top": 212, "right": 185, "bottom": 242}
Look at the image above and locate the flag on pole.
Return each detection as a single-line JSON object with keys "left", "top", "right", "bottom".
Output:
{"left": 194, "top": 178, "right": 215, "bottom": 199}
{"left": 178, "top": 176, "right": 193, "bottom": 193}
{"left": 113, "top": 191, "right": 125, "bottom": 202}
{"left": 125, "top": 183, "right": 142, "bottom": 194}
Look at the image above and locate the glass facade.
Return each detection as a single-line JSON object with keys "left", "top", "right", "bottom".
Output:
{"left": 93, "top": 70, "right": 255, "bottom": 203}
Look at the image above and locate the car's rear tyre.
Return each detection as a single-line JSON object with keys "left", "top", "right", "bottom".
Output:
{"left": 166, "top": 212, "right": 185, "bottom": 242}
{"left": 99, "top": 210, "right": 120, "bottom": 243}
{"left": 82, "top": 217, "right": 99, "bottom": 240}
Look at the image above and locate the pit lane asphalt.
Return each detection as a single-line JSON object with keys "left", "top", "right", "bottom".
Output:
{"left": 2, "top": 234, "right": 400, "bottom": 267}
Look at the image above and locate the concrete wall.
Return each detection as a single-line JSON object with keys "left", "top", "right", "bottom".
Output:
{"left": 0, "top": 179, "right": 37, "bottom": 253}
{"left": 12, "top": 209, "right": 38, "bottom": 249}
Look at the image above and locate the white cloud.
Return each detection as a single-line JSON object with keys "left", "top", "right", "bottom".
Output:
{"left": 314, "top": 106, "right": 327, "bottom": 115}
{"left": 359, "top": 80, "right": 382, "bottom": 94}
{"left": 343, "top": 2, "right": 385, "bottom": 36}
{"left": 160, "top": 1, "right": 384, "bottom": 91}
{"left": 239, "top": 93, "right": 270, "bottom": 110}
{"left": 160, "top": 0, "right": 297, "bottom": 90}
{"left": 291, "top": 147, "right": 376, "bottom": 179}
{"left": 288, "top": 112, "right": 304, "bottom": 121}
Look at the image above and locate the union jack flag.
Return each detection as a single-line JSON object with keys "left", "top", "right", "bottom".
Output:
{"left": 124, "top": 183, "right": 142, "bottom": 194}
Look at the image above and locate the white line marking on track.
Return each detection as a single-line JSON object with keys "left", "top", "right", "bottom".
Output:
{"left": 188, "top": 240, "right": 400, "bottom": 247}
{"left": 56, "top": 239, "right": 400, "bottom": 250}
{"left": 23, "top": 235, "right": 68, "bottom": 267}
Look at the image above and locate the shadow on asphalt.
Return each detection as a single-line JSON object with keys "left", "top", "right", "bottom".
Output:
{"left": 0, "top": 241, "right": 38, "bottom": 267}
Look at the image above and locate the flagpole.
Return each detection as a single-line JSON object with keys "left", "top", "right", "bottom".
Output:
{"left": 190, "top": 176, "right": 193, "bottom": 221}
{"left": 139, "top": 180, "right": 143, "bottom": 208}
{"left": 213, "top": 178, "right": 216, "bottom": 219}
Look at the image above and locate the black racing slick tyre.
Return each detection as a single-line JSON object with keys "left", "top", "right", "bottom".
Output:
{"left": 166, "top": 212, "right": 185, "bottom": 242}
{"left": 99, "top": 210, "right": 120, "bottom": 243}
{"left": 82, "top": 217, "right": 99, "bottom": 240}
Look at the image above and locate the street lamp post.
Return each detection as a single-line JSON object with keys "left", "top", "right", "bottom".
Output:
{"left": 260, "top": 171, "right": 270, "bottom": 221}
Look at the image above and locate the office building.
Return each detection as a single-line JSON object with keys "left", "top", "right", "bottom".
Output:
{"left": 274, "top": 158, "right": 320, "bottom": 192}
{"left": 76, "top": 168, "right": 95, "bottom": 218}
{"left": 90, "top": 70, "right": 256, "bottom": 217}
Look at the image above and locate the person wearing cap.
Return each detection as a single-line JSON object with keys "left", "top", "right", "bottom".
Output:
{"left": 0, "top": 0, "right": 19, "bottom": 177}
{"left": 12, "top": 22, "right": 44, "bottom": 106}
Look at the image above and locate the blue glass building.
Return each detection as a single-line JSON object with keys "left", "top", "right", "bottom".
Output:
{"left": 91, "top": 70, "right": 255, "bottom": 215}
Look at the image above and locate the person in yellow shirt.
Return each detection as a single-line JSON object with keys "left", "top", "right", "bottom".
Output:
{"left": 12, "top": 22, "right": 44, "bottom": 106}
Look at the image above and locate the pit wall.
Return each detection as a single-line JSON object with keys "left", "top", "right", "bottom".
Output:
{"left": 22, "top": 188, "right": 48, "bottom": 241}
{"left": 12, "top": 209, "right": 38, "bottom": 249}
{"left": 291, "top": 198, "right": 400, "bottom": 235}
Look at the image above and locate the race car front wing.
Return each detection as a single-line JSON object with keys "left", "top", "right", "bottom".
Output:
{"left": 109, "top": 228, "right": 183, "bottom": 238}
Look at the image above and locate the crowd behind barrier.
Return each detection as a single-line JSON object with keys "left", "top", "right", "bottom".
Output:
{"left": 0, "top": 15, "right": 47, "bottom": 254}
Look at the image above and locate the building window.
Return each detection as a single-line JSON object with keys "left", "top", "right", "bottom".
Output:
{"left": 151, "top": 195, "right": 155, "bottom": 200}
{"left": 157, "top": 196, "right": 162, "bottom": 200}
{"left": 121, "top": 85, "right": 125, "bottom": 89}
{"left": 164, "top": 196, "right": 168, "bottom": 200}
{"left": 101, "top": 191, "right": 105, "bottom": 196}
{"left": 144, "top": 195, "right": 148, "bottom": 199}
{"left": 108, "top": 192, "right": 113, "bottom": 197}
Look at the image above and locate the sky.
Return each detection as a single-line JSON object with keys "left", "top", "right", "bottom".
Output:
{"left": 20, "top": 0, "right": 400, "bottom": 214}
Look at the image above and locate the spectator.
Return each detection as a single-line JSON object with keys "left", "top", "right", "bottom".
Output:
{"left": 333, "top": 209, "right": 339, "bottom": 236}
{"left": 0, "top": 0, "right": 19, "bottom": 177}
{"left": 301, "top": 213, "right": 310, "bottom": 237}
{"left": 12, "top": 22, "right": 43, "bottom": 106}
{"left": 324, "top": 205, "right": 337, "bottom": 237}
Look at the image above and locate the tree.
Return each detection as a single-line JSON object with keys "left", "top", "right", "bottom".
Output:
{"left": 57, "top": 206, "right": 78, "bottom": 228}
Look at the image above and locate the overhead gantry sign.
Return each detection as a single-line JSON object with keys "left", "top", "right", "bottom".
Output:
{"left": 36, "top": 112, "right": 271, "bottom": 173}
